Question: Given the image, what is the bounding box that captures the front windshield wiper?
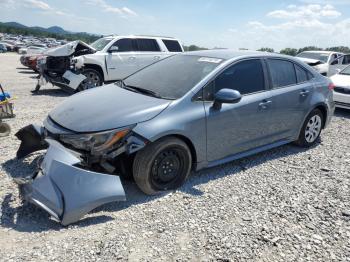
[117,81,175,100]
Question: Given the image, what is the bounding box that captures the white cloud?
[223,4,350,51]
[267,4,341,19]
[87,0,138,17]
[23,0,52,11]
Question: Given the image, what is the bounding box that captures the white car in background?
[330,65,350,109]
[296,51,345,76]
[38,35,184,92]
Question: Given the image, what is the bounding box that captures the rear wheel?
[133,137,192,195]
[295,109,324,147]
[78,68,103,91]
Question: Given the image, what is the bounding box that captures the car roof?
[183,49,289,60]
[300,51,338,54]
[102,35,179,41]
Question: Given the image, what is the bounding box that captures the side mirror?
[108,46,119,53]
[336,68,341,74]
[213,88,242,110]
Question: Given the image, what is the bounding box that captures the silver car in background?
[15,50,335,225]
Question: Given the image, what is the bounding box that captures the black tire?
[0,122,11,137]
[133,137,192,195]
[295,109,324,147]
[78,68,103,91]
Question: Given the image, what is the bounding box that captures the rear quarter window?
[162,40,183,52]
[294,64,309,83]
[267,59,297,88]
[136,39,160,52]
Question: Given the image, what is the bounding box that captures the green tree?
[257,47,274,53]
[183,45,208,51]
[297,46,323,54]
[325,46,350,53]
[280,48,298,56]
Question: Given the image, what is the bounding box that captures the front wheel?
[133,137,192,195]
[295,109,324,147]
[78,68,103,91]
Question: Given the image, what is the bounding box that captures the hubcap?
[305,115,322,143]
[151,149,184,189]
[81,71,100,90]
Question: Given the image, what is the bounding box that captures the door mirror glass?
[108,46,119,53]
[213,89,242,109]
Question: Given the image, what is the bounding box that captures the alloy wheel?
[305,115,322,143]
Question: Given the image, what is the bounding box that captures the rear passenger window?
[137,39,160,52]
[204,59,265,100]
[162,40,182,52]
[295,64,308,83]
[267,59,296,88]
[113,38,135,52]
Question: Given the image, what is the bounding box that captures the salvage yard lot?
[0,53,350,261]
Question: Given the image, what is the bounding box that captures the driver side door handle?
[300,90,310,97]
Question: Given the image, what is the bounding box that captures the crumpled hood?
[49,84,171,133]
[296,57,324,66]
[45,40,96,57]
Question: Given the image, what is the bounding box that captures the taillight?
[328,83,335,90]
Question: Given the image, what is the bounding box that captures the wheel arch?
[314,103,328,129]
[83,64,105,82]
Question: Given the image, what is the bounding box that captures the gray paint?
[49,84,171,133]
[21,139,125,225]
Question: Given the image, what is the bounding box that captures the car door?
[135,38,164,70]
[105,38,138,80]
[204,58,274,162]
[265,59,313,140]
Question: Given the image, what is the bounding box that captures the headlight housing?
[59,125,135,154]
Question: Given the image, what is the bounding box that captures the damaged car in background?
[296,51,350,77]
[15,50,334,225]
[35,35,183,93]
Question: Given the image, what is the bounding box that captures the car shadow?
[1,142,318,232]
[17,70,38,74]
[16,67,31,70]
[334,108,350,119]
[31,88,70,97]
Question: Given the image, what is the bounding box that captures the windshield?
[124,55,224,99]
[296,52,329,63]
[90,38,112,51]
[340,65,350,75]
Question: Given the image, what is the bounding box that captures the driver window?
[111,38,134,52]
[203,59,265,101]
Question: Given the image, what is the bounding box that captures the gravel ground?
[0,53,350,261]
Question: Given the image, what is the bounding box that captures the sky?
[1,0,350,51]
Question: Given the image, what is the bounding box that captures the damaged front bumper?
[14,134,126,226]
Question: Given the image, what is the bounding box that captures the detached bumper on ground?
[14,134,126,226]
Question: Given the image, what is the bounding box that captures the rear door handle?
[259,100,272,109]
[128,56,136,60]
[300,90,310,97]
[154,56,161,60]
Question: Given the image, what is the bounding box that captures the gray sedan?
[16,50,335,225]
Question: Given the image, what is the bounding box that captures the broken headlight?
[59,125,135,154]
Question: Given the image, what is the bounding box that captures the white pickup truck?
[36,35,184,92]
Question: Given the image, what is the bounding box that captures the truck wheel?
[133,137,192,195]
[78,68,103,91]
[0,122,11,137]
